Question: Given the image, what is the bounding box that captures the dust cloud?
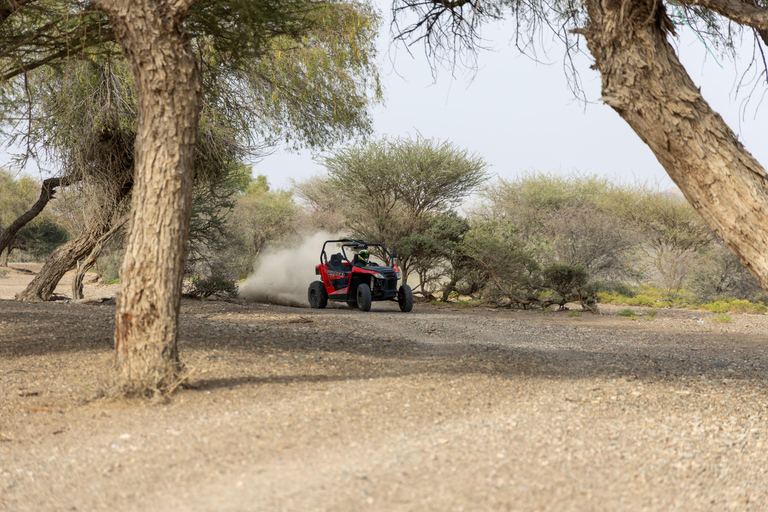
[238,231,337,308]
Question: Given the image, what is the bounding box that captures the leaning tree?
[393,0,768,292]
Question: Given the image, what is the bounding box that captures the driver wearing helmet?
[353,249,371,267]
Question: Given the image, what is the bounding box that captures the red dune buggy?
[308,239,413,312]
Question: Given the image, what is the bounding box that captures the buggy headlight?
[373,272,385,279]
[396,272,401,279]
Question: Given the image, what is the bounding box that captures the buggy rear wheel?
[356,283,372,312]
[398,284,413,312]
[308,281,328,309]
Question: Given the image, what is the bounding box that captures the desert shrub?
[700,298,767,315]
[542,264,588,306]
[461,219,543,305]
[644,310,658,319]
[687,241,767,303]
[711,314,733,323]
[617,308,638,318]
[189,274,238,298]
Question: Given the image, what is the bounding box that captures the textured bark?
[0,176,75,257]
[581,0,768,291]
[92,0,200,394]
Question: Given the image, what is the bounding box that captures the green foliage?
[644,310,659,319]
[0,169,39,227]
[624,294,656,308]
[189,274,239,299]
[711,314,733,323]
[700,298,767,315]
[15,219,70,259]
[617,308,638,319]
[567,310,583,317]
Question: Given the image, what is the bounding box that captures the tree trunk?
[72,215,129,300]
[580,0,768,291]
[0,176,76,257]
[16,225,109,301]
[1,239,11,266]
[92,0,200,395]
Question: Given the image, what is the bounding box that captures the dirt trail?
[2,275,768,510]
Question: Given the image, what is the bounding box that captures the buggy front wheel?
[356,283,372,312]
[308,281,328,309]
[398,284,413,312]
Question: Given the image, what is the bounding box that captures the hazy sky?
[258,4,768,191]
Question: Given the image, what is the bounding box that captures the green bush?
[711,314,733,323]
[700,298,767,315]
[567,310,583,317]
[617,308,638,318]
[624,294,656,308]
[644,310,659,319]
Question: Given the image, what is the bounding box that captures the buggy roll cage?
[319,239,398,267]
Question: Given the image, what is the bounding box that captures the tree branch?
[676,0,768,31]
[0,174,79,256]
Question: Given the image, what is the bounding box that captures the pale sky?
[258,4,768,191]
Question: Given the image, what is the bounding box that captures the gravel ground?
[2,269,768,511]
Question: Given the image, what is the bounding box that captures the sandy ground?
[2,264,768,511]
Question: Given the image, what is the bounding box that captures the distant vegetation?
[3,164,766,313]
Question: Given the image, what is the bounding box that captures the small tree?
[297,135,488,284]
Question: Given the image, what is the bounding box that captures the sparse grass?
[644,310,658,320]
[430,299,483,308]
[567,310,582,317]
[0,268,9,277]
[711,314,734,323]
[617,308,639,319]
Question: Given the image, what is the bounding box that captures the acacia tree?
[295,135,488,285]
[393,0,768,294]
[0,0,381,395]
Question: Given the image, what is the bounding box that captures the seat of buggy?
[328,253,350,273]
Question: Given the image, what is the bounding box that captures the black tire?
[398,284,413,312]
[356,283,372,312]
[308,281,328,309]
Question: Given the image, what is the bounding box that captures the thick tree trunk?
[580,0,768,291]
[92,0,200,395]
[0,176,75,257]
